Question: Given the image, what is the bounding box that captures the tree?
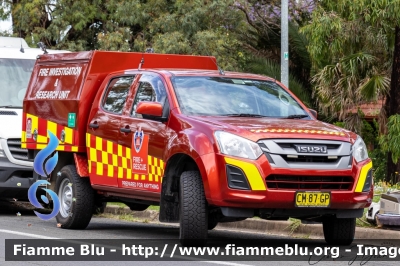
[384,25,400,182]
[244,57,312,106]
[0,0,246,69]
[302,0,400,182]
[234,0,315,105]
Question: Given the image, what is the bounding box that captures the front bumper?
[198,152,373,210]
[0,157,36,200]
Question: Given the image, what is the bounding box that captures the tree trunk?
[11,0,19,35]
[385,26,400,183]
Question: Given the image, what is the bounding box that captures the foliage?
[244,57,312,106]
[333,121,345,128]
[380,114,400,164]
[301,0,400,182]
[235,1,315,96]
[287,218,301,235]
[0,30,11,37]
[370,147,388,182]
[304,0,400,67]
[374,180,400,195]
[0,0,246,70]
[334,118,376,146]
[361,120,376,147]
[335,118,387,182]
[302,1,392,132]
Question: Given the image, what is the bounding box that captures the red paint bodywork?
[22,51,373,212]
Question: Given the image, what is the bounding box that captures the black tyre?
[323,217,356,245]
[179,171,208,246]
[55,165,95,229]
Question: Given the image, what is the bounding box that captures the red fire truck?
[22,51,373,245]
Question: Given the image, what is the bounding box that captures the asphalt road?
[0,201,395,266]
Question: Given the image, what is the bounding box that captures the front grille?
[6,138,29,161]
[266,175,353,190]
[284,155,339,164]
[258,139,352,170]
[277,143,340,150]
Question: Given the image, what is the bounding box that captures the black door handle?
[89,123,99,129]
[120,127,131,133]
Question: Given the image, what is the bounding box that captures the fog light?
[362,169,373,192]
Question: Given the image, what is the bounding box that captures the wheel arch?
[45,151,74,192]
[159,152,203,223]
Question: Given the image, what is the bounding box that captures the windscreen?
[0,58,35,108]
[171,76,308,118]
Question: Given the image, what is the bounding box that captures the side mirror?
[309,109,318,119]
[136,101,163,118]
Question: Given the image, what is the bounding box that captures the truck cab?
[22,51,373,246]
[0,37,67,200]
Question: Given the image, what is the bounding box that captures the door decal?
[134,128,144,153]
[132,128,149,175]
[86,133,164,192]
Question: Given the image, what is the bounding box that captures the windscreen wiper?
[221,113,269,118]
[285,114,308,119]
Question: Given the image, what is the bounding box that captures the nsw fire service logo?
[131,128,149,175]
[134,128,144,153]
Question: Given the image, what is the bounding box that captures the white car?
[366,201,380,225]
[0,37,68,200]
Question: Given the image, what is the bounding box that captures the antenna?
[138,57,144,70]
[138,31,146,70]
[210,57,225,75]
[19,20,24,53]
[204,48,225,75]
[217,65,225,75]
[37,42,48,54]
[19,38,24,53]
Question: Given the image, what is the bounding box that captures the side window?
[131,74,167,116]
[102,76,135,114]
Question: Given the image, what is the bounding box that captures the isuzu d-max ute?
[22,51,373,246]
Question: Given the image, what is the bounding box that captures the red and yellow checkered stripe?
[250,128,346,136]
[86,133,165,181]
[21,113,83,152]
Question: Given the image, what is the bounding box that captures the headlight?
[214,131,262,160]
[0,139,5,158]
[352,136,369,163]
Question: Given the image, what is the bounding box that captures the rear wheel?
[55,165,95,229]
[323,217,356,245]
[179,171,208,246]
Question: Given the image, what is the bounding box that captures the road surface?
[0,201,394,266]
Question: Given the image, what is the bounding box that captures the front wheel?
[55,165,95,229]
[179,171,208,246]
[323,217,356,245]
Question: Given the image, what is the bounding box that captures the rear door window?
[102,76,135,114]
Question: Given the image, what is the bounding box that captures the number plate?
[295,192,331,207]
